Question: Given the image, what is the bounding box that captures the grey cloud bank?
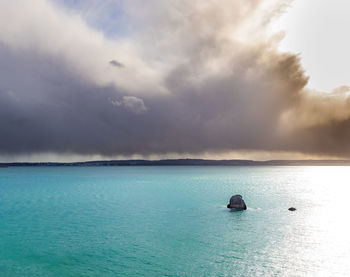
[1,0,350,159]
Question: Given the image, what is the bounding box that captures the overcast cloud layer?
[1,0,350,159]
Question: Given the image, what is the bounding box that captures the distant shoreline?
[1,159,350,167]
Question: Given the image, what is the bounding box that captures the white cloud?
[122,96,147,114]
[110,96,148,114]
[0,0,164,94]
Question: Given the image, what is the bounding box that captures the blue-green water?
[0,166,350,276]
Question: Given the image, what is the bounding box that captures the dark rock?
[227,195,247,211]
[288,207,297,211]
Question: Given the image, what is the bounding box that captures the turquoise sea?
[0,166,349,276]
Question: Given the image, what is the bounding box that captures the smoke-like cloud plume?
[1,0,350,159]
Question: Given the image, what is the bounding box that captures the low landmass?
[1,159,350,167]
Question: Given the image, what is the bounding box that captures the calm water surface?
[0,166,349,276]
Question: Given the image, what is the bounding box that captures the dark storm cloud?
[109,60,125,68]
[1,0,350,158]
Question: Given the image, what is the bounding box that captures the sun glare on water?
[296,167,350,276]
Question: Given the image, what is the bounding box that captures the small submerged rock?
[227,195,247,211]
[288,207,297,211]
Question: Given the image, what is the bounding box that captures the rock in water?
[227,195,247,211]
[288,207,297,211]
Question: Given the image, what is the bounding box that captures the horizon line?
[2,158,350,166]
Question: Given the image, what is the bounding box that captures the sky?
[272,0,350,92]
[1,0,350,162]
